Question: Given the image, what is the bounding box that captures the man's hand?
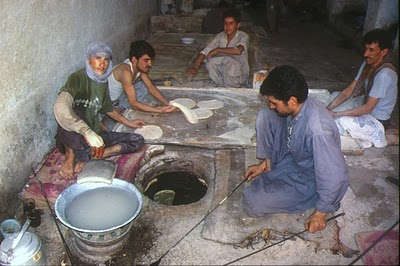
[207,48,220,59]
[160,105,177,113]
[329,110,339,117]
[83,129,105,158]
[186,66,199,77]
[305,210,327,233]
[243,159,271,181]
[91,146,105,158]
[127,119,145,129]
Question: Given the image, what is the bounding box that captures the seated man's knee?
[223,76,242,88]
[134,134,145,148]
[126,132,144,146]
[124,133,145,152]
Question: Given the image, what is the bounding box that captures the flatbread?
[171,102,199,124]
[192,108,213,119]
[171,98,196,109]
[197,99,224,110]
[135,125,163,140]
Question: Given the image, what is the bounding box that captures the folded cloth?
[77,160,116,184]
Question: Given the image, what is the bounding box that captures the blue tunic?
[242,97,349,217]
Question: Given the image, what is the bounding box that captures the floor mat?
[22,146,148,207]
[355,230,399,265]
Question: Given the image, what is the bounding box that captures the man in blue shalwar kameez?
[242,65,349,233]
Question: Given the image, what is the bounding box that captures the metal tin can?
[0,220,21,239]
[0,232,45,265]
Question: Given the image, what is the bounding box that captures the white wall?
[0,0,157,215]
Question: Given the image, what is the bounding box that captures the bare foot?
[74,161,86,174]
[59,148,75,179]
[103,144,122,158]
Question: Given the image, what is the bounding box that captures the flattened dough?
[171,98,196,109]
[192,108,213,119]
[197,99,224,110]
[171,102,199,124]
[135,125,163,139]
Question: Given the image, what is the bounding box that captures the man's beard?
[274,109,292,117]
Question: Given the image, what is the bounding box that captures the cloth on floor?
[355,230,399,265]
[77,160,117,184]
[22,145,148,207]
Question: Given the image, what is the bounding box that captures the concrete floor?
[2,5,399,266]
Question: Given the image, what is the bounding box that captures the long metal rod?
[348,219,399,265]
[150,178,248,266]
[32,168,75,266]
[223,212,346,265]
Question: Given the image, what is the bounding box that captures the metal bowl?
[181,37,195,44]
[55,178,142,234]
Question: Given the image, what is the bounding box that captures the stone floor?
[2,5,399,266]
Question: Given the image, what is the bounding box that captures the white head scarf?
[85,42,113,83]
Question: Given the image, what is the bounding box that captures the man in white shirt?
[326,28,397,147]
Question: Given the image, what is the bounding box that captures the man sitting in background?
[53,42,145,179]
[326,28,397,148]
[186,8,249,88]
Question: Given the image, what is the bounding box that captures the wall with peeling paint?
[0,0,157,216]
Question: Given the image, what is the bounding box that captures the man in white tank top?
[108,40,176,114]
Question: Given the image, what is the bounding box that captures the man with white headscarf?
[53,42,146,179]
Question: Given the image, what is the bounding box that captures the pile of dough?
[135,125,164,139]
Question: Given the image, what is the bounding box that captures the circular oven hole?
[143,171,207,206]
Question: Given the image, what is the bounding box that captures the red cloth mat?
[355,230,399,265]
[22,146,148,207]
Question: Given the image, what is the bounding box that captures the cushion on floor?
[355,230,399,265]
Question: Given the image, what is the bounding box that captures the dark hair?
[362,28,394,51]
[260,65,308,103]
[223,8,241,23]
[129,40,155,61]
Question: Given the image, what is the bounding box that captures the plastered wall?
[0,0,157,216]
[364,0,399,66]
[363,0,398,34]
[325,0,398,66]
